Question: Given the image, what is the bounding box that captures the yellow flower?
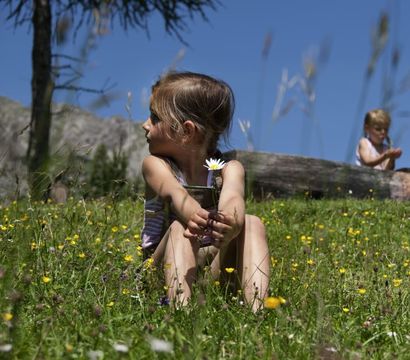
[122,288,130,295]
[357,288,366,295]
[65,343,73,353]
[270,256,278,267]
[42,276,51,283]
[225,267,235,274]
[339,268,346,274]
[214,281,220,286]
[124,254,133,262]
[107,301,115,307]
[144,257,154,269]
[78,252,86,259]
[111,226,119,233]
[342,307,350,313]
[264,297,284,309]
[393,279,402,287]
[2,312,13,321]
[307,259,315,266]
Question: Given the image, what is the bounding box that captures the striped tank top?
[141,158,222,250]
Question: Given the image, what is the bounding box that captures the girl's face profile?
[142,107,175,156]
[366,122,389,145]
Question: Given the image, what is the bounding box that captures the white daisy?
[204,158,226,171]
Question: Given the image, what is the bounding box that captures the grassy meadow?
[1,196,410,359]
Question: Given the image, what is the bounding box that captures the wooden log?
[223,150,410,200]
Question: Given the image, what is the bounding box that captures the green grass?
[1,197,410,359]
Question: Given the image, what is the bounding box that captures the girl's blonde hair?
[150,71,235,155]
[364,109,392,147]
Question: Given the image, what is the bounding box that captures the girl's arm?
[217,160,246,228]
[205,160,246,245]
[142,155,205,224]
[358,138,401,169]
[183,160,246,246]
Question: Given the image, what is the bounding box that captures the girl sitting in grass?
[140,71,270,311]
[356,109,402,170]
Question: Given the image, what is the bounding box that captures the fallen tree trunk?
[223,150,410,200]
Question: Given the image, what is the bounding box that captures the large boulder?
[0,96,148,199]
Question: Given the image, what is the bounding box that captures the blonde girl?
[356,109,402,170]
[140,71,270,312]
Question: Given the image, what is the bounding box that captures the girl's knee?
[169,219,185,232]
[245,214,265,231]
[167,220,184,236]
[167,220,198,249]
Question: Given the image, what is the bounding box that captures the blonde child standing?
[140,71,270,312]
[356,109,402,170]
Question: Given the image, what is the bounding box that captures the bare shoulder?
[222,160,245,176]
[221,160,245,186]
[142,155,169,175]
[358,137,369,147]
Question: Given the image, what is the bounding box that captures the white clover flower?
[204,158,226,171]
[87,350,104,360]
[0,344,12,352]
[113,343,129,353]
[147,336,173,353]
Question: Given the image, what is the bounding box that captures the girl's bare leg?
[239,215,270,311]
[214,214,270,312]
[162,220,199,306]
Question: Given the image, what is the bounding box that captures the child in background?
[140,71,270,312]
[356,109,402,170]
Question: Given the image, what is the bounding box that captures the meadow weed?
[1,197,410,358]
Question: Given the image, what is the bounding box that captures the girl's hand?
[204,211,240,248]
[184,208,210,240]
[183,209,240,248]
[385,148,402,160]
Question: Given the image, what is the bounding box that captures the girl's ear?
[182,120,198,140]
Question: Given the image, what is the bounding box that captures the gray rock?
[0,96,148,199]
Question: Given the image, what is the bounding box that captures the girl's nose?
[142,118,151,131]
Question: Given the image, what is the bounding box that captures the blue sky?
[1,0,410,168]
